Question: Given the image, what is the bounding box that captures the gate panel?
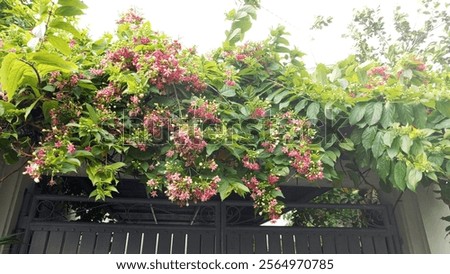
[13,194,402,254]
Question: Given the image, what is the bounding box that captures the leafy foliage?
[0,0,448,225]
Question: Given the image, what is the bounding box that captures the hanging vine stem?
[0,161,27,184]
[172,84,184,119]
[35,2,54,52]
[352,159,379,190]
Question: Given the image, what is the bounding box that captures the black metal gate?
[12,190,402,254]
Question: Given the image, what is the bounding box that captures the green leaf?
[376,156,390,182]
[314,64,328,84]
[435,119,450,129]
[365,101,383,126]
[219,86,236,97]
[294,99,307,114]
[382,131,396,147]
[58,0,88,9]
[436,100,450,118]
[349,103,366,125]
[42,100,58,122]
[49,20,82,38]
[371,132,385,158]
[231,182,250,197]
[400,135,413,154]
[31,52,77,72]
[306,102,320,120]
[55,6,84,16]
[407,168,422,191]
[413,104,427,128]
[206,143,221,156]
[279,101,289,110]
[273,90,289,104]
[85,103,98,123]
[393,161,407,190]
[380,102,396,129]
[0,53,32,101]
[0,101,15,116]
[3,150,19,164]
[47,35,71,55]
[270,189,285,198]
[339,139,355,151]
[24,96,42,120]
[361,126,377,150]
[73,150,93,158]
[107,162,126,170]
[397,104,414,124]
[218,180,232,200]
[387,137,400,158]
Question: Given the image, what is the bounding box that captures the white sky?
[80,0,422,67]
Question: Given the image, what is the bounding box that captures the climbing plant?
[0,0,448,226]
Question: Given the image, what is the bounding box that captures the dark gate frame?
[12,191,402,254]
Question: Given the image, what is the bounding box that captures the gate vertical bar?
[18,194,38,254]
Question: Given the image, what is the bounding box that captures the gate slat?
[239,233,254,254]
[172,232,186,254]
[281,234,295,254]
[127,232,143,254]
[295,234,309,254]
[79,232,96,254]
[157,232,171,254]
[111,232,127,254]
[268,233,281,254]
[45,231,64,254]
[373,235,388,254]
[62,231,80,254]
[322,235,336,254]
[226,233,240,254]
[94,232,112,254]
[186,232,201,254]
[347,235,362,254]
[142,231,157,254]
[361,236,375,254]
[200,232,215,254]
[254,233,267,254]
[29,231,49,254]
[335,235,349,254]
[308,234,323,254]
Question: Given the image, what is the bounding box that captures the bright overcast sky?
[80,0,422,67]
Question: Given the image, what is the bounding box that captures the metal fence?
[12,192,402,254]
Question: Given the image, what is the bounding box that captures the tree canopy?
[0,0,449,225]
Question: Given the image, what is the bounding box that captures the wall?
[415,184,450,253]
[0,160,32,254]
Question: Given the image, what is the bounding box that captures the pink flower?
[69,39,76,48]
[242,155,260,171]
[85,146,92,152]
[23,162,40,182]
[225,80,236,87]
[417,63,426,71]
[89,68,104,76]
[166,150,175,157]
[235,54,246,61]
[150,191,158,197]
[251,108,265,118]
[209,160,218,171]
[55,141,62,148]
[146,179,158,187]
[268,175,279,185]
[67,143,76,154]
[130,95,139,104]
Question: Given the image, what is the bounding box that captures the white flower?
[27,22,46,50]
[31,22,46,39]
[27,37,40,50]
